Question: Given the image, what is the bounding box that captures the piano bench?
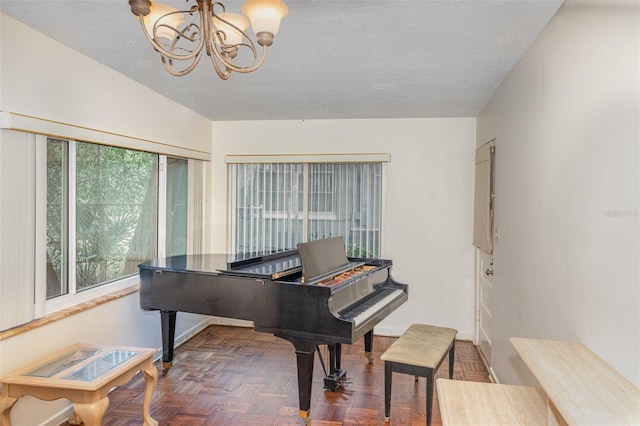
[381,323,457,426]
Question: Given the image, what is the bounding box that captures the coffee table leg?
[72,397,109,426]
[67,412,82,425]
[142,363,158,426]
[1,396,18,426]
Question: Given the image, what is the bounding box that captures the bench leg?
[384,361,392,422]
[426,369,434,426]
[449,342,455,379]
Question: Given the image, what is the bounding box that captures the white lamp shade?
[213,12,250,46]
[241,0,288,36]
[143,2,184,41]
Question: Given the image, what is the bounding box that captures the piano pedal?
[323,369,348,391]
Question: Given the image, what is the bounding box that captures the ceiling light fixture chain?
[128,0,288,79]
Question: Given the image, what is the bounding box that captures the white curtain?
[0,130,37,330]
[473,141,495,254]
[187,159,206,255]
[230,162,383,257]
[307,163,381,258]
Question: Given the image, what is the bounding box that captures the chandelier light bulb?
[213,12,251,46]
[143,2,184,41]
[242,0,289,46]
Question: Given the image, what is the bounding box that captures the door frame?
[472,139,497,382]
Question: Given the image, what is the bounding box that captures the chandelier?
[128,0,288,79]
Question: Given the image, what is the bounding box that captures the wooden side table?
[0,343,158,426]
[511,337,640,425]
[436,379,547,425]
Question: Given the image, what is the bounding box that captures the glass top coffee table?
[0,343,158,426]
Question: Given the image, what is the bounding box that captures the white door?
[476,248,493,366]
[472,141,495,369]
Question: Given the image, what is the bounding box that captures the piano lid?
[139,254,230,274]
[219,249,302,280]
[139,238,365,283]
[140,251,303,281]
[298,237,363,284]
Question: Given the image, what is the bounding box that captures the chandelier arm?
[161,49,204,77]
[136,13,204,62]
[210,55,233,80]
[192,2,230,79]
[211,43,268,74]
[206,5,268,74]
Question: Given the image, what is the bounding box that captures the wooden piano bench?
[381,324,457,426]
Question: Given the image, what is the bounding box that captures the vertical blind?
[232,163,304,253]
[0,130,37,330]
[307,163,381,258]
[230,162,383,257]
[187,159,206,255]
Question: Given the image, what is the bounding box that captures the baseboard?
[6,395,73,426]
[175,320,211,348]
[52,405,75,426]
[207,316,253,328]
[476,346,499,384]
[372,325,405,337]
[150,317,211,363]
[488,366,498,383]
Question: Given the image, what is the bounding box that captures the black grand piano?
[138,237,408,419]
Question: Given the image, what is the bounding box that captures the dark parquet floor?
[88,325,490,426]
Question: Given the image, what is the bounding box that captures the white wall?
[0,14,211,157]
[211,118,477,337]
[0,14,213,425]
[0,13,214,368]
[477,0,639,386]
[1,8,477,395]
[0,293,209,425]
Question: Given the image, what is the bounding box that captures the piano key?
[342,288,405,326]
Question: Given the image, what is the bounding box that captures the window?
[46,139,69,298]
[75,142,158,291]
[165,157,189,257]
[0,130,199,331]
[231,162,383,257]
[45,138,186,301]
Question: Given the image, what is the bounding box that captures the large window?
[165,157,189,257]
[231,162,383,257]
[0,132,196,331]
[45,138,187,300]
[46,139,69,298]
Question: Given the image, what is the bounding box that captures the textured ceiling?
[0,0,564,121]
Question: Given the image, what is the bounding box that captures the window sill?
[0,285,139,342]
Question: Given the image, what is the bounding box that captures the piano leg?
[160,310,177,375]
[284,338,317,420]
[364,329,374,362]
